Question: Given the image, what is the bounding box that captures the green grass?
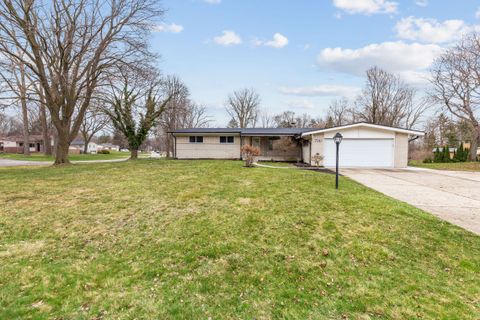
[410,160,480,172]
[0,160,479,319]
[0,151,130,162]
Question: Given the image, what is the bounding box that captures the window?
[220,136,234,144]
[189,136,203,143]
[268,137,280,150]
[252,137,260,148]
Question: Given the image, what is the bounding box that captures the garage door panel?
[323,139,394,168]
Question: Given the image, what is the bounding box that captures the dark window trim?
[219,136,235,144]
[189,136,204,143]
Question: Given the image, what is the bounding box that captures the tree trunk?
[130,149,138,160]
[54,132,71,165]
[83,135,89,154]
[39,104,52,155]
[470,126,479,162]
[20,72,30,155]
[166,134,171,158]
[21,99,30,155]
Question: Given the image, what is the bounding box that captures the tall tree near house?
[355,66,429,129]
[430,33,480,161]
[79,107,110,154]
[180,103,210,129]
[273,111,297,128]
[0,0,164,164]
[17,62,29,155]
[104,71,181,160]
[157,76,189,157]
[225,88,260,128]
[37,89,52,155]
[327,97,354,127]
[272,110,319,128]
[156,75,209,157]
[227,118,239,128]
[259,111,274,128]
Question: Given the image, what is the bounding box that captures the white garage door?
[323,138,394,168]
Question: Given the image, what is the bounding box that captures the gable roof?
[301,122,425,137]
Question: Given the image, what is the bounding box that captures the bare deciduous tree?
[157,76,189,157]
[104,70,181,160]
[272,111,318,128]
[180,104,210,129]
[430,33,480,161]
[79,107,110,153]
[355,67,429,129]
[155,76,210,156]
[0,54,32,155]
[225,88,260,128]
[35,85,53,155]
[327,97,354,127]
[259,111,274,128]
[0,0,164,164]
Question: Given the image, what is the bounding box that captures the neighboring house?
[0,135,46,153]
[70,140,98,154]
[98,143,120,152]
[171,123,425,168]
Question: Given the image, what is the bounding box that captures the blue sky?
[151,0,480,126]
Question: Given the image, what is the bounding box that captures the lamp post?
[333,132,343,189]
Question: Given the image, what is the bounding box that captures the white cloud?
[332,0,398,15]
[265,33,289,48]
[253,33,289,48]
[395,16,477,44]
[415,0,428,7]
[287,100,315,110]
[203,0,221,4]
[213,30,242,46]
[279,85,360,98]
[152,23,184,33]
[476,8,480,19]
[317,41,443,84]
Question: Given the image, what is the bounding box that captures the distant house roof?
[71,140,97,146]
[171,127,315,136]
[100,143,119,147]
[0,135,44,142]
[71,140,86,146]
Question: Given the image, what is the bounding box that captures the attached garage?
[323,138,394,168]
[302,123,424,168]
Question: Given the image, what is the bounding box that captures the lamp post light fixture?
[333,132,343,189]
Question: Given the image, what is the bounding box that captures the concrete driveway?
[342,167,480,235]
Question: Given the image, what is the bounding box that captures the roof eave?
[301,123,425,137]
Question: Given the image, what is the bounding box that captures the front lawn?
[0,160,479,319]
[0,151,130,162]
[410,160,480,172]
